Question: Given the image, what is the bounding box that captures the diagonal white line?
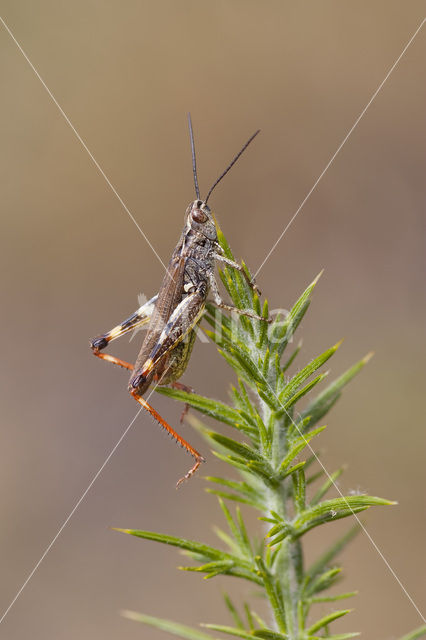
[0,15,167,271]
[0,360,182,625]
[254,17,425,278]
[0,407,142,625]
[289,408,426,622]
[252,16,426,620]
[253,359,426,621]
[288,408,426,622]
[1,8,424,628]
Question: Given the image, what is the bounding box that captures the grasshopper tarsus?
[250,281,261,297]
[176,455,206,489]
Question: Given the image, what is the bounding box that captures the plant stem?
[265,466,301,637]
[124,254,405,640]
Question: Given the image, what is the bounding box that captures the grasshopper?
[90,116,269,486]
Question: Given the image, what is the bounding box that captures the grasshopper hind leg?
[92,349,134,371]
[129,389,205,487]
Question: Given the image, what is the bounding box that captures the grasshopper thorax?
[185,200,217,241]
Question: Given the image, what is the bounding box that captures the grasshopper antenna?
[204,129,260,205]
[187,113,201,200]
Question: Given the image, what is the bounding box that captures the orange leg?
[171,381,194,423]
[92,349,134,371]
[130,390,205,487]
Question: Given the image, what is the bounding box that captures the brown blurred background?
[0,2,425,639]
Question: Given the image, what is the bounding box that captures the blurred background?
[0,2,425,638]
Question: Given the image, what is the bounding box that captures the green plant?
[114,228,426,640]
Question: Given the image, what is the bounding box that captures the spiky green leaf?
[279,342,341,404]
[202,625,256,639]
[306,525,360,585]
[121,611,215,640]
[223,593,244,629]
[293,495,395,536]
[157,387,245,429]
[398,627,426,640]
[307,609,351,633]
[301,353,373,430]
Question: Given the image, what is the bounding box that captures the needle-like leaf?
[115,230,412,639]
[122,611,216,640]
[398,627,426,640]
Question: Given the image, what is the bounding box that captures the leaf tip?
[363,351,375,364]
[312,269,324,285]
[111,527,131,535]
[121,609,138,620]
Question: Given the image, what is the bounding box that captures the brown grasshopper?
[90,116,269,486]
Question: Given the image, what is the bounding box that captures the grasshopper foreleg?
[214,250,261,296]
[208,271,270,322]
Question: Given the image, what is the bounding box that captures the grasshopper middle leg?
[170,381,195,423]
[208,271,270,322]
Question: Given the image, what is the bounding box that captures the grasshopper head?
[185,199,217,241]
[185,116,259,244]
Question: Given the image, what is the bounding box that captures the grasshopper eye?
[192,209,208,223]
